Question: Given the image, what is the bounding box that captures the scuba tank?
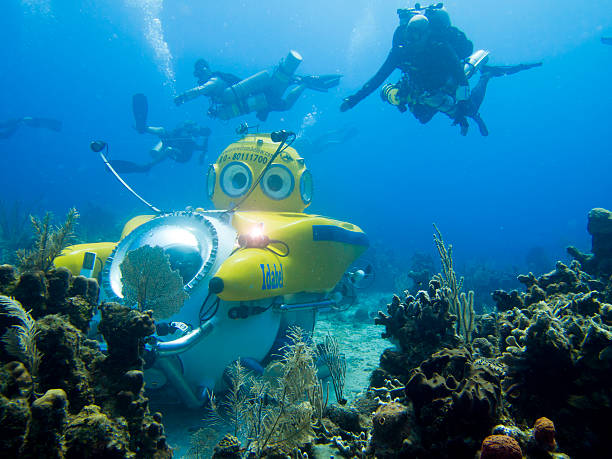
[214,93,269,120]
[215,50,303,119]
[464,50,490,79]
[220,70,271,105]
[266,50,303,100]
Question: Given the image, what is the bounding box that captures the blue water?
[1,0,611,271]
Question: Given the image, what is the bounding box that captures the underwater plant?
[206,326,320,456]
[119,244,188,319]
[0,295,41,380]
[433,224,475,343]
[186,426,220,459]
[16,207,79,272]
[224,359,251,439]
[319,333,347,404]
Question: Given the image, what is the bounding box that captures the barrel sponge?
[533,417,556,450]
[480,434,522,459]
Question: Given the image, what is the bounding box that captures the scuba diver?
[174,51,342,121]
[340,3,541,136]
[109,94,211,174]
[0,117,62,139]
[603,37,612,45]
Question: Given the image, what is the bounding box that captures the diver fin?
[298,74,342,92]
[481,62,542,77]
[602,37,612,45]
[108,159,152,174]
[471,113,489,137]
[21,117,62,132]
[132,93,148,134]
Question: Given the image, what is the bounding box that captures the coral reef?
[212,434,242,458]
[21,388,68,459]
[1,266,98,333]
[361,218,612,458]
[35,314,94,413]
[93,303,170,457]
[478,434,522,459]
[63,405,131,459]
[486,217,612,458]
[404,348,502,457]
[368,401,414,457]
[373,279,460,384]
[0,361,31,457]
[532,417,556,452]
[567,207,612,278]
[0,264,172,458]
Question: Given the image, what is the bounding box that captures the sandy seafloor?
[157,291,394,458]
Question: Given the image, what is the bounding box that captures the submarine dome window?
[300,170,313,204]
[206,164,216,199]
[261,164,294,200]
[220,161,252,198]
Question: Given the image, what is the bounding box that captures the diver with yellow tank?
[55,130,368,407]
[174,51,342,121]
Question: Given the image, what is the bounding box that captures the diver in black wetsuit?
[340,7,472,114]
[341,4,542,136]
[175,53,341,121]
[109,94,211,174]
[110,121,211,174]
[143,122,211,166]
[0,117,62,139]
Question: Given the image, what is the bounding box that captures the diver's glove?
[340,95,358,112]
[452,116,469,136]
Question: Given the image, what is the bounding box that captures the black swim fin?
[108,159,152,174]
[481,62,542,77]
[21,117,62,132]
[603,37,612,45]
[470,113,489,137]
[132,93,148,134]
[298,74,342,92]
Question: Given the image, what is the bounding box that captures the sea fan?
[120,245,188,319]
[0,295,41,375]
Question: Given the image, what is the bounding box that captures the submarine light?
[238,223,270,249]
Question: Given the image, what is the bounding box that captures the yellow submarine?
[54,132,368,407]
